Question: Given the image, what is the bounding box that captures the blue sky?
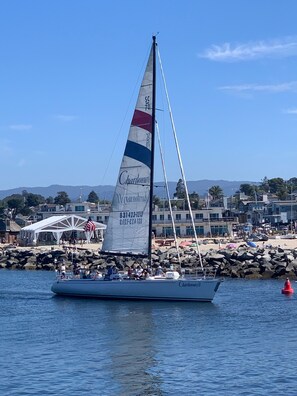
[2,0,297,190]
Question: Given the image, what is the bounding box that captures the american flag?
[84,219,96,232]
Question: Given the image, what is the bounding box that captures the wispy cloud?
[200,37,297,61]
[53,114,78,122]
[219,81,297,93]
[9,124,32,130]
[283,108,297,114]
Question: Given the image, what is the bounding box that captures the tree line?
[1,177,296,219]
[153,177,297,210]
[0,190,101,219]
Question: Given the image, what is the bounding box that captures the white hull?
[51,278,221,302]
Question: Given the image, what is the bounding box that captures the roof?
[21,214,106,233]
[0,219,21,232]
[9,221,22,232]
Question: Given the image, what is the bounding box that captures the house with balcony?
[37,202,110,224]
[34,201,238,238]
[233,193,297,232]
[263,199,297,229]
[152,206,238,237]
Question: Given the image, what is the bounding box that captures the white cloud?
[53,114,78,122]
[219,81,297,93]
[200,37,297,61]
[9,124,32,130]
[283,108,297,114]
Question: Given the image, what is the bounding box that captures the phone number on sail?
[119,211,143,225]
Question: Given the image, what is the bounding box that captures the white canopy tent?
[19,215,106,245]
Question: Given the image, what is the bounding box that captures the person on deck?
[60,261,66,278]
[127,267,133,279]
[106,266,113,279]
[155,265,164,276]
[134,265,143,279]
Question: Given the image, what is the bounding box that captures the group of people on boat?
[104,264,166,281]
[55,257,169,281]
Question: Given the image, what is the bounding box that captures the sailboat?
[51,36,221,302]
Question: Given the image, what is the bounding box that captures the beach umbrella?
[180,241,192,247]
[226,243,236,249]
[247,241,257,248]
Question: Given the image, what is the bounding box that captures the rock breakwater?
[1,244,297,279]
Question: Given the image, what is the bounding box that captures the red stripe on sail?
[131,110,152,133]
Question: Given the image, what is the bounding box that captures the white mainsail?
[101,46,154,256]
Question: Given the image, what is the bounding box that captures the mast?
[148,35,157,262]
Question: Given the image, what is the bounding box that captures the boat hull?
[51,278,221,302]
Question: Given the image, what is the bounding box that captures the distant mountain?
[0,180,258,201]
[0,184,115,201]
[155,180,259,199]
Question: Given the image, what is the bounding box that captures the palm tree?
[209,185,223,200]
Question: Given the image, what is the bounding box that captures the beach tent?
[19,215,106,245]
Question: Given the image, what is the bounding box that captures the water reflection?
[103,302,162,396]
[50,298,163,395]
[100,300,218,395]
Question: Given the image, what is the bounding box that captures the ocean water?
[0,270,297,396]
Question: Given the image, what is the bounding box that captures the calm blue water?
[1,271,297,396]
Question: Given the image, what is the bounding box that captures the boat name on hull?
[179,281,201,287]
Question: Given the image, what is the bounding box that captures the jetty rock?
[0,244,297,280]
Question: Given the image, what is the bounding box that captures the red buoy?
[282,278,294,295]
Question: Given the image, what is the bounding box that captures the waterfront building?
[34,201,238,238]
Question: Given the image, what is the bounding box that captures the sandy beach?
[2,236,297,254]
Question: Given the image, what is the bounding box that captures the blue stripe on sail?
[124,140,151,169]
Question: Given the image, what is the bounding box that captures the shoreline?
[1,235,297,254]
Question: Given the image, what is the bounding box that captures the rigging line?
[156,121,182,271]
[157,46,205,275]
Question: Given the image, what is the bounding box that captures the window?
[186,226,204,236]
[152,215,157,220]
[176,214,181,220]
[160,214,164,221]
[163,227,173,236]
[210,213,219,219]
[195,213,203,220]
[211,225,228,236]
[168,214,171,220]
[75,205,85,212]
